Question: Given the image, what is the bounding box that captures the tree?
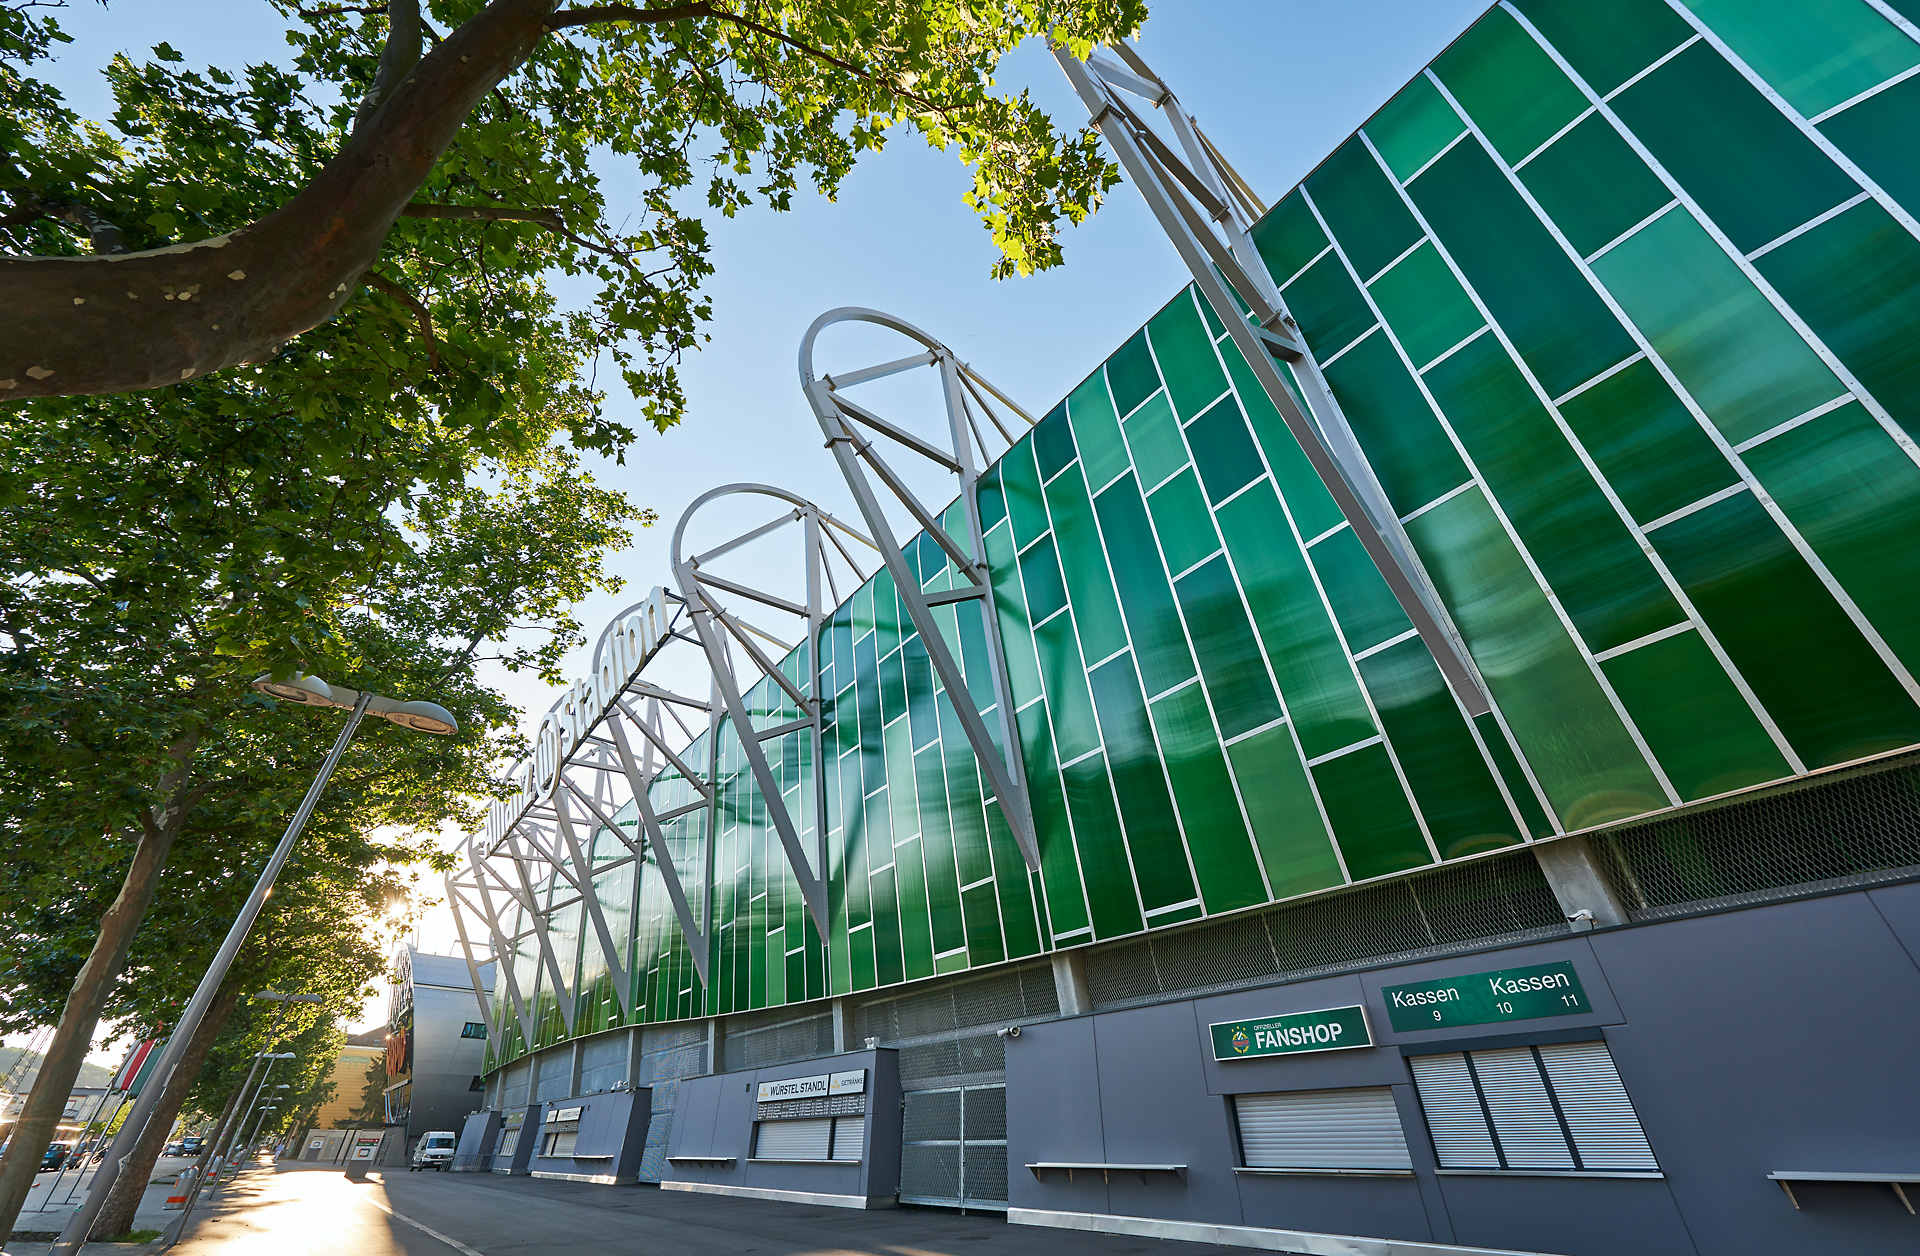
[3,0,1141,403]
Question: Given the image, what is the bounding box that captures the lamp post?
[51,675,455,1256]
[221,1057,297,1175]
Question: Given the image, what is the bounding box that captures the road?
[166,1164,1220,1256]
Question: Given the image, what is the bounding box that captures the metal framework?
[799,307,1044,870]
[1055,42,1492,716]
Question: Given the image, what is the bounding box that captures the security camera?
[996,1025,1021,1039]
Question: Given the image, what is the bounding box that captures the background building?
[453,3,1920,1254]
[383,947,495,1147]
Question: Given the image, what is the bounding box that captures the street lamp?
[53,675,456,1256]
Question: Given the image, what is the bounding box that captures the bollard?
[164,1166,197,1210]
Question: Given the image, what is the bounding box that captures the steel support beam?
[551,790,635,1019]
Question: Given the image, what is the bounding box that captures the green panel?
[1003,439,1051,549]
[1061,753,1146,938]
[1434,6,1590,165]
[1067,368,1129,490]
[1365,73,1467,182]
[1033,403,1077,481]
[1088,656,1199,912]
[1474,711,1556,839]
[1186,394,1265,504]
[1251,189,1331,286]
[1555,357,1738,525]
[1600,628,1790,801]
[960,882,1005,967]
[1311,743,1433,880]
[869,844,903,988]
[978,461,1008,532]
[1367,242,1484,369]
[1107,328,1163,418]
[1649,490,1920,767]
[1225,724,1346,897]
[1282,250,1378,358]
[1015,702,1090,939]
[1683,0,1919,117]
[1035,610,1101,763]
[849,921,875,991]
[1359,637,1521,859]
[1756,201,1920,441]
[1094,472,1198,697]
[1222,341,1345,542]
[1018,535,1069,626]
[1219,483,1377,760]
[1323,329,1469,515]
[877,645,906,727]
[1518,113,1674,257]
[1426,334,1685,654]
[1312,528,1412,655]
[1511,0,1700,95]
[938,697,993,888]
[1044,465,1129,663]
[1121,390,1189,491]
[1610,41,1860,254]
[985,522,1043,709]
[1151,683,1267,912]
[887,723,936,981]
[1410,140,1638,399]
[1146,468,1221,579]
[1743,402,1920,678]
[1821,72,1920,212]
[1593,207,1840,444]
[904,633,941,751]
[1407,490,1667,828]
[1148,291,1230,420]
[1307,135,1426,280]
[1173,554,1284,740]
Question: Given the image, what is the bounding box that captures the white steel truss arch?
[799,308,1044,871]
[1054,42,1493,716]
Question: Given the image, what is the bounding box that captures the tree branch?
[297,3,390,14]
[548,3,716,29]
[4,193,130,255]
[400,202,563,229]
[361,271,441,373]
[353,0,423,133]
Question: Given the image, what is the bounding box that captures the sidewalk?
[9,1156,200,1242]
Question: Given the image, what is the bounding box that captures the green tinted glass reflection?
[1225,724,1345,897]
[1282,251,1378,357]
[1222,343,1346,542]
[1600,628,1788,801]
[1821,74,1920,212]
[1068,368,1128,489]
[1034,611,1101,764]
[1311,528,1412,655]
[1367,242,1484,369]
[1121,390,1189,491]
[1033,404,1077,481]
[1106,328,1162,419]
[1323,329,1468,516]
[1044,466,1129,664]
[1307,136,1426,280]
[1094,472,1199,697]
[1649,490,1920,768]
[1518,113,1672,257]
[1146,468,1221,579]
[1555,357,1737,525]
[1435,6,1589,164]
[1173,554,1284,739]
[1511,0,1696,95]
[1002,439,1050,548]
[1251,191,1331,286]
[1059,753,1146,938]
[1148,292,1230,420]
[1593,207,1839,444]
[1312,743,1433,880]
[1186,394,1265,504]
[1365,73,1465,181]
[1014,703,1089,939]
[1088,656,1198,912]
[1151,683,1266,911]
[1683,0,1918,117]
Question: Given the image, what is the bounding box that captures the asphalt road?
[165,1164,1223,1256]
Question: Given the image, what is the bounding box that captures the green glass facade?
[486,0,1920,1070]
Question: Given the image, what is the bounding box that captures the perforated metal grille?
[1085,849,1567,1011]
[720,1007,834,1072]
[853,962,1057,1046]
[578,1032,628,1095]
[899,1034,1004,1089]
[1592,758,1920,920]
[500,1060,532,1109]
[535,1045,573,1101]
[638,1021,709,1182]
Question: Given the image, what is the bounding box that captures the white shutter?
[1470,1047,1574,1170]
[1409,1054,1499,1169]
[496,1128,519,1158]
[755,1117,833,1160]
[1234,1088,1412,1170]
[1537,1042,1658,1170]
[831,1117,865,1161]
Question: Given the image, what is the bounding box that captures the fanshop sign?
[1382,961,1590,1032]
[1209,1006,1372,1060]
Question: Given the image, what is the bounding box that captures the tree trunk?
[0,0,563,402]
[0,817,188,1239]
[90,981,243,1239]
[177,1085,244,1218]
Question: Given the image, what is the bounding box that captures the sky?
[32,0,1492,1040]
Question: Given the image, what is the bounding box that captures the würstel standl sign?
[482,586,672,849]
[1209,1006,1372,1060]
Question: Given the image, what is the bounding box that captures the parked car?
[180,1136,205,1156]
[40,1143,73,1172]
[409,1131,458,1171]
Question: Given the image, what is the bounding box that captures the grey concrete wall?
[1006,883,1920,1256]
[526,1089,651,1183]
[662,1048,901,1206]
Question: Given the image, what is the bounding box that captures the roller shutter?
[830,1117,865,1161]
[755,1117,832,1160]
[1410,1040,1657,1172]
[1233,1088,1412,1170]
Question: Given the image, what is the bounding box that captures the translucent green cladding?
[493,0,1920,1067]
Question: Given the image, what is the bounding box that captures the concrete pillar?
[706,1017,722,1075]
[625,1025,644,1089]
[1051,949,1093,1018]
[830,997,852,1054]
[1533,835,1631,929]
[568,1040,584,1097]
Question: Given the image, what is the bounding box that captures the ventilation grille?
[1593,758,1920,920]
[535,1045,573,1101]
[853,961,1058,1046]
[500,1060,532,1109]
[578,1032,627,1095]
[1085,849,1567,1012]
[721,1007,833,1072]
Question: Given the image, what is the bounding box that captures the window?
[468,1075,484,1092]
[461,1022,488,1039]
[1233,1087,1412,1171]
[1410,1041,1657,1172]
[752,1116,866,1161]
[540,1106,582,1158]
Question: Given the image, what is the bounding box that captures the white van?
[410,1131,458,1171]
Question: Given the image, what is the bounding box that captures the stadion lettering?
[1209,1005,1372,1060]
[1382,961,1590,1031]
[483,587,672,848]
